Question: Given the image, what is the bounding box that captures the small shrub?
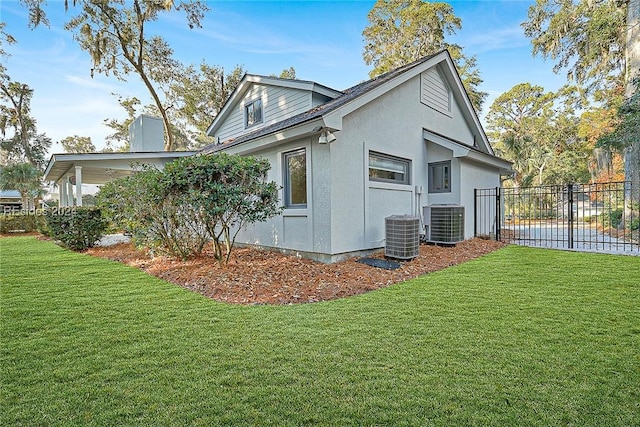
[45,207,107,251]
[604,208,624,229]
[0,213,47,234]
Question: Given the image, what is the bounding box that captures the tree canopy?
[522,0,627,92]
[522,0,638,187]
[102,64,246,151]
[0,78,51,169]
[362,0,487,111]
[486,83,590,186]
[60,135,97,153]
[165,63,245,149]
[22,0,209,151]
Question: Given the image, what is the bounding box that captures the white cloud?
[461,25,529,54]
[64,74,121,92]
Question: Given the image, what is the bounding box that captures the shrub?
[163,153,282,265]
[0,213,47,234]
[45,207,107,251]
[97,154,282,264]
[604,208,624,229]
[97,166,209,259]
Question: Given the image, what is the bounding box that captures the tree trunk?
[625,0,640,205]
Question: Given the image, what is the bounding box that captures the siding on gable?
[216,84,313,142]
[420,67,451,116]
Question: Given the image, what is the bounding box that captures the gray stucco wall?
[228,70,502,261]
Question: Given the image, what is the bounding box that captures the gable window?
[428,161,451,193]
[284,149,307,208]
[245,98,263,128]
[369,151,411,185]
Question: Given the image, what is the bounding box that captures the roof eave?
[210,118,325,155]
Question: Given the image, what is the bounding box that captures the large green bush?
[0,213,47,234]
[97,154,281,264]
[163,154,281,264]
[45,207,107,251]
[98,165,209,259]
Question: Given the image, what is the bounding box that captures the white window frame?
[428,160,451,193]
[368,151,411,185]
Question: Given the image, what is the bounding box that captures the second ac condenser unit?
[423,205,464,244]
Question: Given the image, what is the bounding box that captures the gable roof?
[205,74,343,138]
[201,50,494,156]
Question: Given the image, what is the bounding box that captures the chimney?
[128,115,164,152]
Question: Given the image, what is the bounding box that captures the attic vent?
[421,68,451,115]
[423,205,464,244]
[385,215,420,260]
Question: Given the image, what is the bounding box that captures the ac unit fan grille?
[385,215,420,260]
[424,205,464,244]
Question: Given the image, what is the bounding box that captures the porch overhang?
[423,129,513,174]
[43,151,197,185]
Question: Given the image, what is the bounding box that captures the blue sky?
[0,0,569,154]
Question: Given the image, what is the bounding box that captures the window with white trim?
[428,160,451,193]
[244,98,263,128]
[283,149,307,208]
[368,151,411,185]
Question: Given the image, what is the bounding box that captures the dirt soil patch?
[85,238,505,305]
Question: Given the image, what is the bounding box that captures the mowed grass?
[1,237,639,426]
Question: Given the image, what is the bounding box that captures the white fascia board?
[247,75,341,98]
[310,83,342,99]
[49,151,195,162]
[464,150,513,172]
[423,129,512,172]
[424,129,472,157]
[206,74,341,137]
[218,119,324,156]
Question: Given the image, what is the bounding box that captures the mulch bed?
[85,238,505,305]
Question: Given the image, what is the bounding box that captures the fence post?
[473,188,478,238]
[567,183,574,249]
[495,186,501,242]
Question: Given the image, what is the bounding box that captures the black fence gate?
[475,181,640,254]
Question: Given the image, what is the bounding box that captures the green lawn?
[1,236,639,426]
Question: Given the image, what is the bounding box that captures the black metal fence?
[475,181,640,254]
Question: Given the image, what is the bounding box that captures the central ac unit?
[423,204,464,244]
[385,215,420,260]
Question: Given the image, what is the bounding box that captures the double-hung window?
[428,160,451,193]
[368,151,411,185]
[245,98,263,128]
[283,149,307,208]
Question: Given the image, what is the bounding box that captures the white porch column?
[66,176,74,206]
[75,166,83,207]
[60,178,68,207]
